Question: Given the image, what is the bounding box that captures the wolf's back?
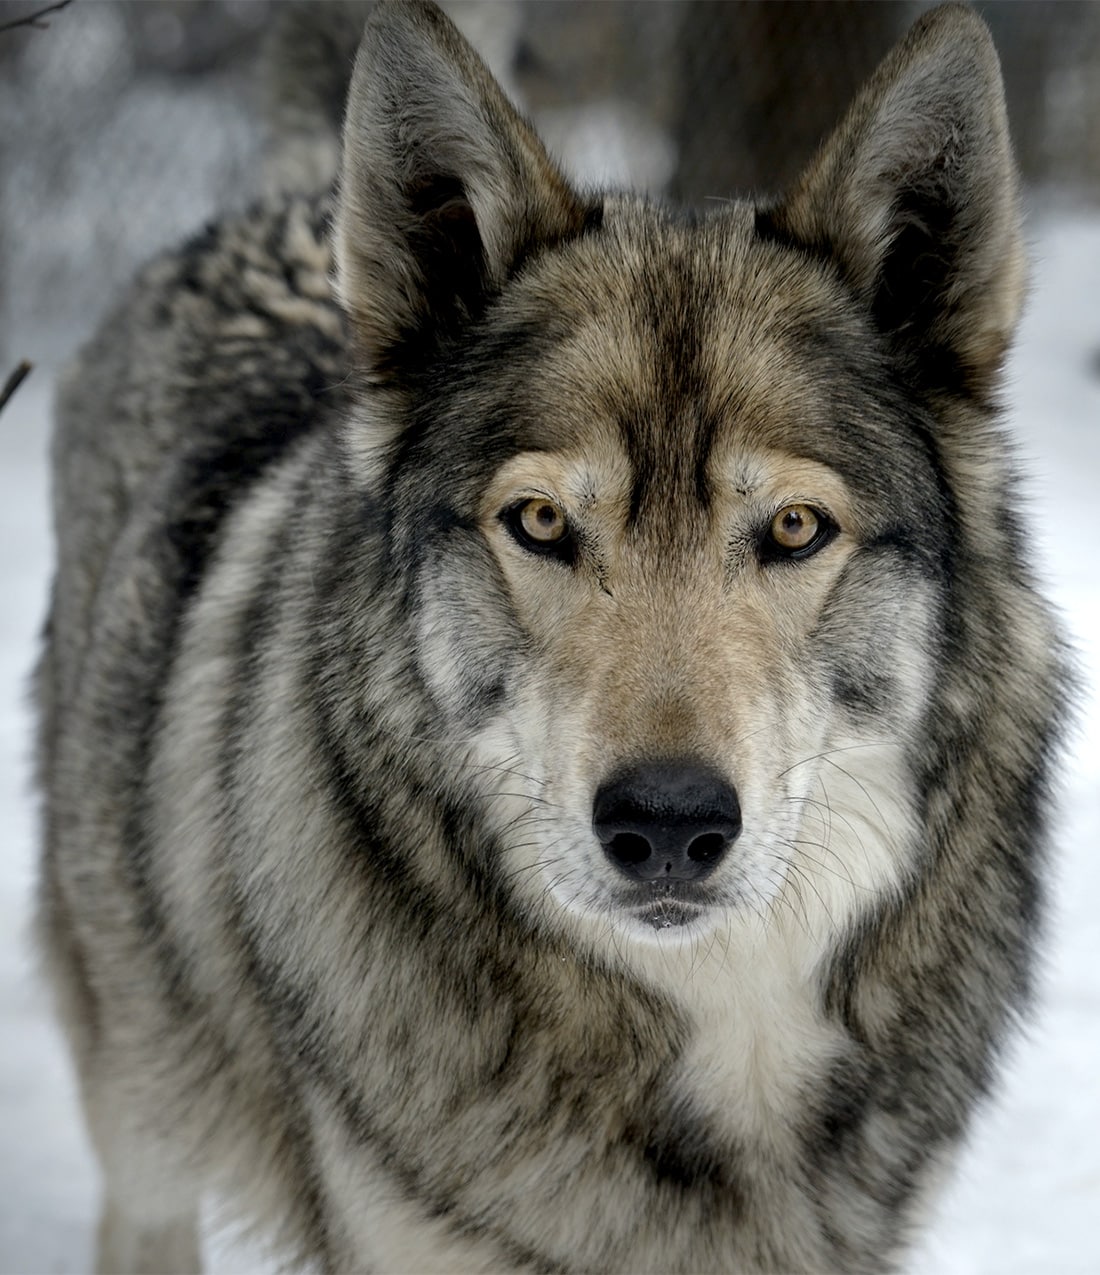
[44,194,346,714]
[46,0,366,671]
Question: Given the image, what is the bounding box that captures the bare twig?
[0,0,73,36]
[0,361,33,416]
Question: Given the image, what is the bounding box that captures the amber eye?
[772,504,818,549]
[517,498,567,544]
[762,503,834,562]
[503,497,575,564]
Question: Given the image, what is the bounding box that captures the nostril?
[608,832,652,865]
[687,831,728,864]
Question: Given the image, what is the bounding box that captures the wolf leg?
[95,1198,202,1275]
[38,916,203,1274]
[81,1071,203,1275]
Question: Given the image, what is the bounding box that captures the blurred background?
[3,0,1100,361]
[1,3,1098,1273]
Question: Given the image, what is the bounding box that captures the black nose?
[592,761,742,883]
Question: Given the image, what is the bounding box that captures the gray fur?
[37,3,1067,1272]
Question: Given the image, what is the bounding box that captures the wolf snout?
[592,761,742,883]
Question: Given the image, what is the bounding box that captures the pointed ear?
[334,0,597,382]
[756,4,1025,398]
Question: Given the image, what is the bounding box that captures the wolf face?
[334,2,1020,951]
[405,219,941,944]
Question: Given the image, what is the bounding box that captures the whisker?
[778,739,902,781]
[819,757,891,839]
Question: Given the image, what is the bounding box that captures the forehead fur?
[433,196,937,518]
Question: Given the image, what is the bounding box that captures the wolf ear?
[335,0,595,382]
[757,4,1024,397]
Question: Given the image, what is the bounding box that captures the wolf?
[37,2,1067,1272]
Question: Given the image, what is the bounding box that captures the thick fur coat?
[38,3,1066,1272]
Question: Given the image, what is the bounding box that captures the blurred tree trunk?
[670,0,906,205]
[987,0,1100,199]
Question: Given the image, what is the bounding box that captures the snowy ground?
[1,207,1098,1272]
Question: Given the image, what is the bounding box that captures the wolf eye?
[503,497,575,563]
[761,504,834,562]
[518,498,567,543]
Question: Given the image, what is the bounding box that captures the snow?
[1,211,1097,1273]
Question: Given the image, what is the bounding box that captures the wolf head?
[332,2,1029,948]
